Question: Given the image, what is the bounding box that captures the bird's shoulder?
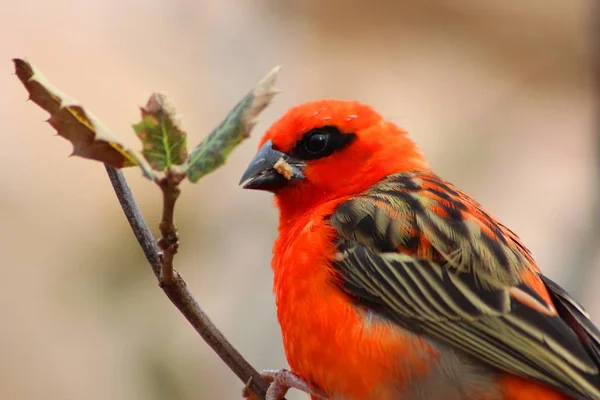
[330,171,534,286]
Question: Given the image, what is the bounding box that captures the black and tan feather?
[330,172,600,400]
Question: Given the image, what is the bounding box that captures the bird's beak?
[239,139,305,191]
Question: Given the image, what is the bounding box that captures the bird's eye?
[291,126,356,160]
[303,131,329,154]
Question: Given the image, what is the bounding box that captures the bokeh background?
[1,1,598,399]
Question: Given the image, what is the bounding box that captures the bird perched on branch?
[240,100,600,400]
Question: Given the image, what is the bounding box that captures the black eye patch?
[290,126,356,160]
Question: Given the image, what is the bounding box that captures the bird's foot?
[242,369,327,400]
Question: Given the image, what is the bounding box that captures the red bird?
[240,100,600,400]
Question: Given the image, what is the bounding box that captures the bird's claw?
[242,369,327,400]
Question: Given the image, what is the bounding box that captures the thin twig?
[105,165,275,399]
[157,171,185,285]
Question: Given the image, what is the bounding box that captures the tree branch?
[14,57,282,399]
[105,165,274,399]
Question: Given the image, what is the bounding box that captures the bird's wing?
[541,275,600,362]
[330,172,600,400]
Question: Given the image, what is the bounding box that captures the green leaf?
[13,58,154,179]
[133,93,188,171]
[184,66,280,183]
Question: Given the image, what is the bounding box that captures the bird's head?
[240,100,429,219]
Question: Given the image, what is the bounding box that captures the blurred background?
[1,0,598,399]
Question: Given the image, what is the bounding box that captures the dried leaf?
[184,66,280,183]
[133,93,188,171]
[13,58,153,178]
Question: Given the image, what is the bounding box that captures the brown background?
[1,1,597,399]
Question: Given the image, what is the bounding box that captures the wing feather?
[330,172,600,399]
